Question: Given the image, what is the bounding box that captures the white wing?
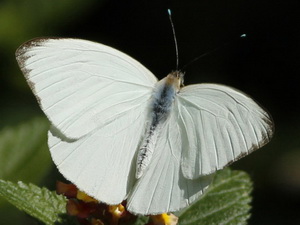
[177,84,274,179]
[16,38,157,139]
[16,38,157,205]
[126,109,214,215]
[48,104,148,204]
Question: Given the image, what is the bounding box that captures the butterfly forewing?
[16,38,157,140]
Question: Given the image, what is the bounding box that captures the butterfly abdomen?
[136,74,180,179]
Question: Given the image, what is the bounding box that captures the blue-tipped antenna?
[168,9,179,70]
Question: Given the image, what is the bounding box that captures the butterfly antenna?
[168,9,179,70]
[182,33,247,70]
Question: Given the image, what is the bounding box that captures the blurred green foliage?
[0,0,99,49]
[0,0,102,90]
[0,0,104,224]
[0,117,50,186]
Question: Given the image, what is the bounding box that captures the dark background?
[0,0,300,224]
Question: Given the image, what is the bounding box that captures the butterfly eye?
[179,71,185,87]
[172,71,184,89]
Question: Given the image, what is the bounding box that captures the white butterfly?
[16,38,274,215]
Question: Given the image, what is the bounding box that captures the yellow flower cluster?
[56,181,178,225]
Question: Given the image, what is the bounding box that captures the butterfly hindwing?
[48,90,150,205]
[127,109,214,214]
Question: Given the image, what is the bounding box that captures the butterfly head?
[166,71,185,92]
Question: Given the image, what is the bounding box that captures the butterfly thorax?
[136,71,183,179]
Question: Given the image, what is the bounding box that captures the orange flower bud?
[77,190,98,203]
[56,181,77,198]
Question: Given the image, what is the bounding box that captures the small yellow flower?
[108,204,126,225]
[108,204,125,216]
[150,213,178,225]
[56,181,138,224]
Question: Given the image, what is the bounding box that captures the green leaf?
[0,117,52,184]
[179,168,252,225]
[0,180,68,225]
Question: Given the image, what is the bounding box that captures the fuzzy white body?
[136,73,182,178]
